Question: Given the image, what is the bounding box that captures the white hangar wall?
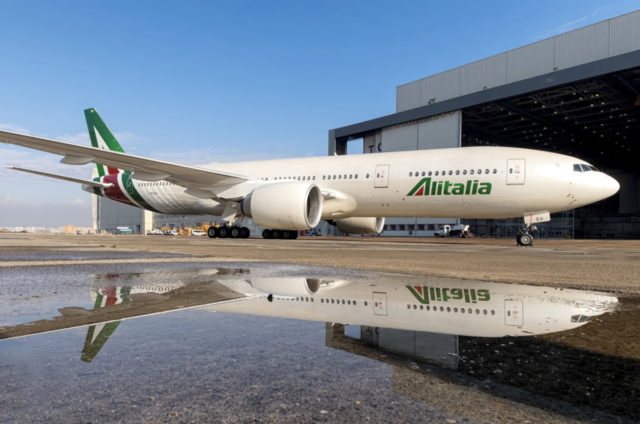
[396,10,640,112]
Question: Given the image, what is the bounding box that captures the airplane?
[0,268,619,360]
[0,108,620,245]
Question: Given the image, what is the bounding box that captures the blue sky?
[1,1,638,227]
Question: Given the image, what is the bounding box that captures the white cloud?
[540,6,610,39]
[0,123,32,134]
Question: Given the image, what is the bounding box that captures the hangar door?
[506,159,526,185]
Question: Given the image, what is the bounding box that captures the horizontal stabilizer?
[7,167,113,188]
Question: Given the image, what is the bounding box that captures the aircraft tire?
[230,226,241,238]
[241,227,251,238]
[517,233,533,247]
[262,229,272,239]
[282,230,292,239]
[218,226,229,238]
[272,229,281,239]
[207,227,217,238]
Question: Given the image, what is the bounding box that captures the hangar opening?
[329,10,640,239]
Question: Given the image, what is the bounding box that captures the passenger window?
[435,171,439,176]
[455,170,460,175]
[409,172,413,177]
[485,169,489,174]
[470,170,475,175]
[463,170,467,175]
[428,171,432,176]
[493,169,497,174]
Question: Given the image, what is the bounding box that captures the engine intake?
[241,182,323,230]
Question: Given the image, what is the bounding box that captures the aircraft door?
[372,292,388,316]
[505,300,523,326]
[374,164,389,188]
[506,159,526,185]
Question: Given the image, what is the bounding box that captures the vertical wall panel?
[417,111,461,150]
[506,39,555,83]
[380,124,418,152]
[554,21,610,69]
[460,53,508,96]
[419,68,462,107]
[610,10,640,56]
[396,81,421,112]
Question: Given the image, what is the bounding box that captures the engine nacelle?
[335,217,385,234]
[250,278,320,297]
[241,182,323,230]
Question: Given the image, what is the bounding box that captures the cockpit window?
[573,164,598,172]
[571,314,591,323]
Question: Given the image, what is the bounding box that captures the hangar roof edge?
[332,50,640,141]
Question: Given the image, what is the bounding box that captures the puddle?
[0,262,637,423]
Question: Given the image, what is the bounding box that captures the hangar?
[329,10,640,239]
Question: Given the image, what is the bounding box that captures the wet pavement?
[1,250,639,423]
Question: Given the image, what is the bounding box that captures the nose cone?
[601,174,620,199]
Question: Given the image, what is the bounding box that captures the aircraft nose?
[602,174,620,198]
[604,175,620,197]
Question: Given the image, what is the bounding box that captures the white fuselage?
[127,146,619,219]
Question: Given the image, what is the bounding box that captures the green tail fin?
[84,108,124,177]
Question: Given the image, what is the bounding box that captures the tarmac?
[2,233,639,293]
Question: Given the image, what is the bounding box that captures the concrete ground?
[1,233,639,294]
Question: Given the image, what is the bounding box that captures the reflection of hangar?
[330,11,640,238]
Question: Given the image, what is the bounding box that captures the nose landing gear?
[517,225,537,247]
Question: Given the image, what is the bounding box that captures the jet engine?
[334,217,385,234]
[241,182,323,230]
[250,277,321,297]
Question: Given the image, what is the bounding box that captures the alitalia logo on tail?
[408,177,492,196]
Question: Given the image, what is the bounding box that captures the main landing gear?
[262,229,299,239]
[516,225,537,247]
[207,225,250,239]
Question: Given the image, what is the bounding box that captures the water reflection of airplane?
[82,281,186,362]
[0,270,618,362]
[209,277,618,337]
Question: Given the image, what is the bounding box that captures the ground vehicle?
[191,230,206,236]
[147,228,163,235]
[434,224,470,238]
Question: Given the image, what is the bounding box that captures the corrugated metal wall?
[397,10,640,112]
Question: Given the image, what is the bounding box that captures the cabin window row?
[275,296,361,306]
[409,169,498,177]
[258,174,371,181]
[139,181,174,186]
[407,304,496,315]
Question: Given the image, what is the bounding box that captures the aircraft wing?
[8,167,114,188]
[0,130,254,198]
